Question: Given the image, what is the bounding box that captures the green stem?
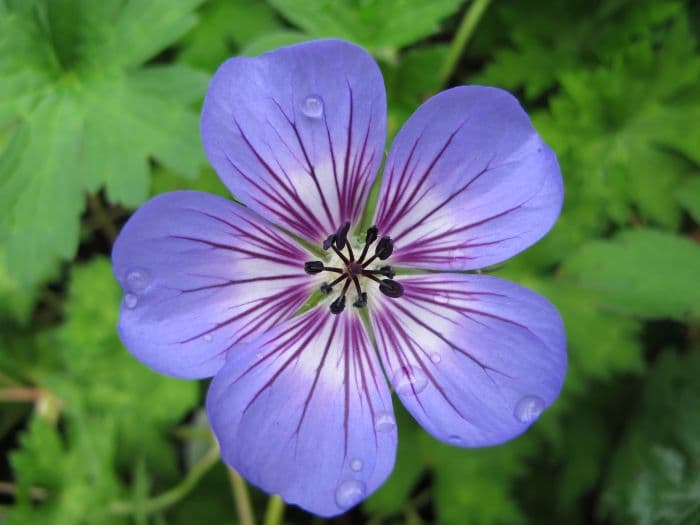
[438,0,492,88]
[227,468,256,525]
[263,495,285,525]
[109,443,220,516]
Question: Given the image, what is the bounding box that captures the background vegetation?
[1,0,699,523]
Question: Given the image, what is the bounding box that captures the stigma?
[303,223,403,314]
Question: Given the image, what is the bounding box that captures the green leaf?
[530,277,643,392]
[475,0,682,100]
[0,0,207,291]
[561,229,700,320]
[149,165,230,199]
[179,0,282,69]
[431,439,529,525]
[675,175,700,223]
[41,258,199,470]
[238,30,311,57]
[268,0,465,54]
[8,417,125,525]
[384,45,449,139]
[602,350,700,524]
[0,90,84,289]
[526,10,700,265]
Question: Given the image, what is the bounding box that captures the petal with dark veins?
[201,39,386,242]
[207,308,396,517]
[374,86,562,270]
[112,191,315,379]
[369,273,566,446]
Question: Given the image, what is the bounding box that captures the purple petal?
[206,308,396,517]
[112,191,315,379]
[374,86,563,270]
[201,39,386,243]
[369,274,566,446]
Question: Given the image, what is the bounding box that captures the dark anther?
[375,236,394,260]
[309,224,404,312]
[334,222,351,250]
[378,265,395,279]
[365,226,378,245]
[379,278,404,298]
[304,261,324,274]
[353,292,368,308]
[323,234,336,251]
[330,295,346,314]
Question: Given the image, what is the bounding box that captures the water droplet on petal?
[203,334,213,342]
[447,434,462,445]
[393,366,428,396]
[350,458,363,472]
[335,479,366,509]
[514,395,545,423]
[374,411,396,433]
[301,95,323,118]
[125,268,149,292]
[124,293,138,309]
[430,353,442,364]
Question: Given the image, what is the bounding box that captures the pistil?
[304,224,404,314]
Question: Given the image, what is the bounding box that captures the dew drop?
[430,353,442,364]
[124,293,138,309]
[203,334,213,342]
[447,434,463,445]
[350,458,363,472]
[125,268,149,292]
[301,95,323,118]
[514,395,545,423]
[374,411,396,433]
[335,479,366,509]
[392,366,428,396]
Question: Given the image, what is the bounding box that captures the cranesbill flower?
[112,39,566,517]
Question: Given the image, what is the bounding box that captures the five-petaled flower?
[112,40,566,517]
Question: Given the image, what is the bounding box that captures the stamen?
[330,295,346,314]
[330,280,351,315]
[357,225,378,263]
[374,237,394,260]
[322,234,336,250]
[353,292,367,308]
[377,265,395,279]
[379,278,404,298]
[334,221,351,250]
[350,276,365,308]
[304,261,324,274]
[307,225,404,312]
[321,274,347,294]
[365,226,379,245]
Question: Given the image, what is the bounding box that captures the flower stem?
[109,442,220,516]
[263,495,285,525]
[227,468,256,525]
[438,0,492,88]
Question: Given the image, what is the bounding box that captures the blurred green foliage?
[1,0,699,524]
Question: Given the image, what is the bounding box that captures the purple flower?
[112,40,566,517]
